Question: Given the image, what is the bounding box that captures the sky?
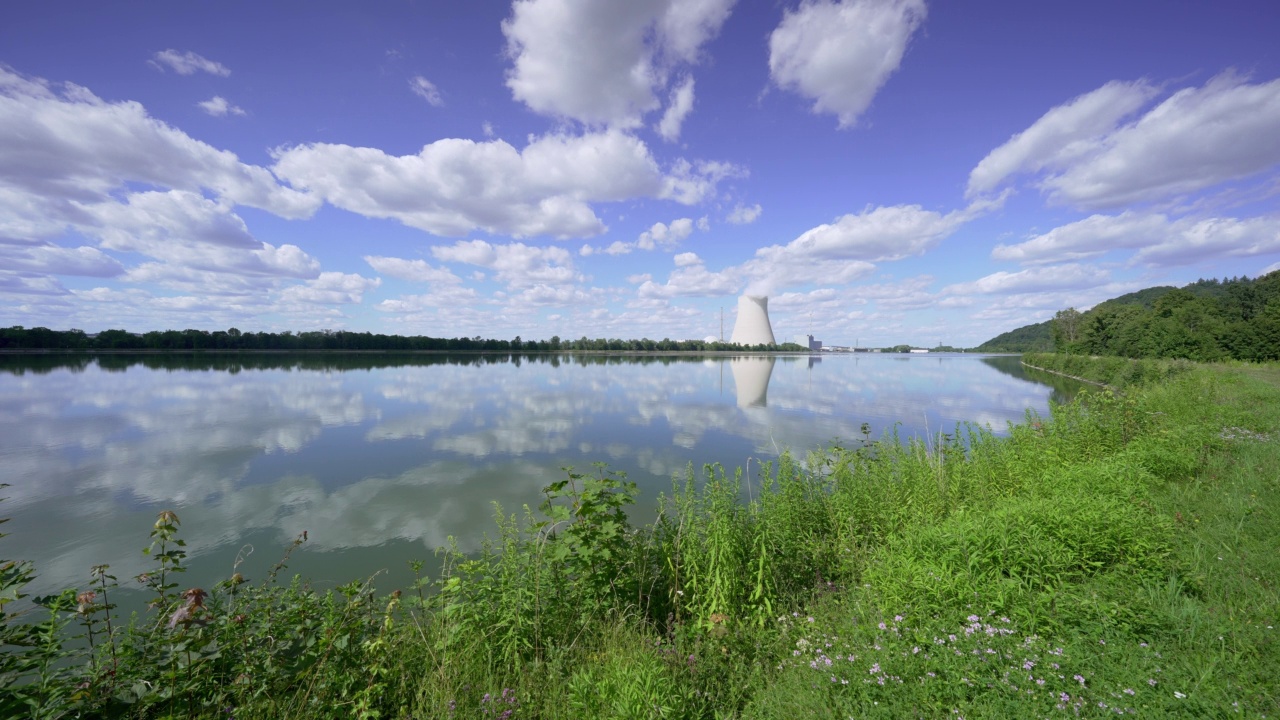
[2,0,1279,347]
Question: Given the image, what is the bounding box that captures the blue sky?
[2,0,1279,346]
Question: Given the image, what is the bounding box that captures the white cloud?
[1262,261,1280,275]
[0,67,318,233]
[502,0,735,127]
[637,259,739,298]
[150,49,230,76]
[661,158,745,205]
[994,211,1280,267]
[279,272,382,305]
[0,273,66,296]
[273,130,731,238]
[971,73,1280,208]
[656,76,695,141]
[0,243,123,277]
[766,204,964,262]
[85,190,319,279]
[736,202,983,295]
[364,256,463,284]
[431,239,581,288]
[967,80,1157,198]
[673,251,700,267]
[515,284,606,306]
[409,76,444,106]
[638,217,695,250]
[197,96,246,117]
[943,264,1111,295]
[768,0,926,128]
[726,203,762,224]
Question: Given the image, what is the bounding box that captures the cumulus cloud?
[943,264,1111,295]
[502,0,735,127]
[970,73,1280,208]
[768,0,926,128]
[85,190,319,279]
[656,76,695,141]
[0,67,318,232]
[726,203,762,224]
[674,251,701,267]
[273,131,737,238]
[278,272,382,305]
[0,243,123,277]
[364,256,464,284]
[994,211,1280,267]
[431,239,581,288]
[409,76,444,106]
[638,217,695,250]
[150,49,231,76]
[637,258,739,299]
[732,202,982,296]
[273,130,733,239]
[967,80,1157,198]
[197,95,246,117]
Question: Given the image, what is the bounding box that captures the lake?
[1,352,1082,600]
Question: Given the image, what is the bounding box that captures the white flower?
[1174,691,1187,699]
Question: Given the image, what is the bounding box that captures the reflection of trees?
[0,352,799,376]
[979,356,1082,405]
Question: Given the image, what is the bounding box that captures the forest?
[980,270,1280,360]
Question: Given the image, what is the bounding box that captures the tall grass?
[2,357,1277,718]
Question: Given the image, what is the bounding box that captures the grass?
[2,356,1278,718]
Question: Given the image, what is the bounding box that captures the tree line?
[1050,271,1280,362]
[0,326,801,354]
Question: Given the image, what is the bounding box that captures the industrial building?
[793,334,823,352]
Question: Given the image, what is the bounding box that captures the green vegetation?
[0,326,802,354]
[975,319,1055,353]
[3,357,1278,718]
[979,270,1280,358]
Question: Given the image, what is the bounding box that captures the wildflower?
[76,591,97,615]
[1075,674,1086,686]
[912,646,920,654]
[869,663,880,674]
[878,622,887,630]
[1123,688,1135,696]
[1148,679,1157,686]
[1174,691,1186,699]
[1023,660,1035,670]
[807,616,815,623]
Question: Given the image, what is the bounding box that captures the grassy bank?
[3,356,1278,718]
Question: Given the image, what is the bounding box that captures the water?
[0,352,1080,599]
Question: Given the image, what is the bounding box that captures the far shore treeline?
[0,326,804,354]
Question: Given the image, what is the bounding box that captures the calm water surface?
[1,352,1081,598]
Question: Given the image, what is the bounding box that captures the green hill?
[974,319,1054,352]
[976,271,1280,361]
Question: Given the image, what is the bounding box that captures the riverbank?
[3,355,1277,718]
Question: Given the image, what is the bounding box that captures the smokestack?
[730,295,775,346]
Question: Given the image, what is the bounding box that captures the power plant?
[730,295,775,346]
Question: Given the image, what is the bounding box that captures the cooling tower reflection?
[728,356,775,408]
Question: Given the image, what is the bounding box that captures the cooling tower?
[730,295,775,346]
